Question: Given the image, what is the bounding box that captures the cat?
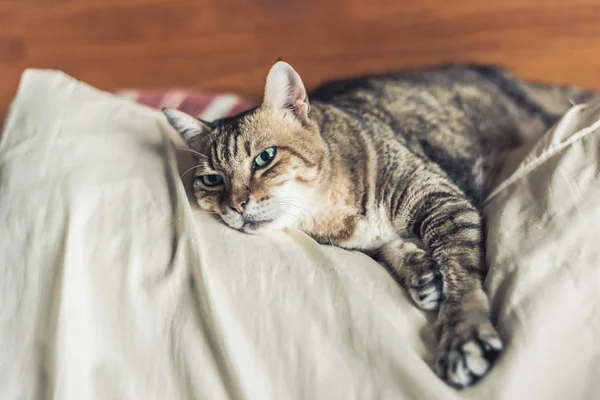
[162,61,593,388]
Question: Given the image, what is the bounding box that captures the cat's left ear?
[263,61,310,123]
[162,108,213,147]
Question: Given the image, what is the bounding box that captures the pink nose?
[232,199,248,214]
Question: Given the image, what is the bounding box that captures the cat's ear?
[162,108,213,146]
[263,61,310,123]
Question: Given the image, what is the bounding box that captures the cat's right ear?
[162,108,212,147]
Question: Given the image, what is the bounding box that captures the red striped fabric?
[115,89,255,120]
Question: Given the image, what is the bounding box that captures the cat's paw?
[407,259,444,311]
[435,320,503,389]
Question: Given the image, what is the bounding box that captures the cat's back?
[310,64,535,146]
[309,64,551,201]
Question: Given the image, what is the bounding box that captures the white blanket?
[1,70,599,399]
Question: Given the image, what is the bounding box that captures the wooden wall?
[1,0,600,114]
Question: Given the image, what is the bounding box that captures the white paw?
[409,270,443,311]
[436,326,503,389]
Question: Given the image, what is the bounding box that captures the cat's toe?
[435,324,503,389]
[408,268,443,311]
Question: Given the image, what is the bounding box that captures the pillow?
[1,69,599,399]
[482,102,600,399]
[114,88,255,119]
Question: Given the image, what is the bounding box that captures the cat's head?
[163,62,329,233]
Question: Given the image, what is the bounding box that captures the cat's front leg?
[392,185,503,388]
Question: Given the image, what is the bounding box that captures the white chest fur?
[336,206,398,250]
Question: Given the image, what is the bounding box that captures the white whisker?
[176,147,208,159]
[180,165,203,178]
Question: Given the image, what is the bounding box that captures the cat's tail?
[519,80,598,118]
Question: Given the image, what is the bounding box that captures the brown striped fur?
[163,62,596,388]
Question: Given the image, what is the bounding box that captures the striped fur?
[163,62,596,388]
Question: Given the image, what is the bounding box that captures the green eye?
[200,174,223,187]
[254,147,276,169]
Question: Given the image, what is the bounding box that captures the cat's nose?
[231,198,249,214]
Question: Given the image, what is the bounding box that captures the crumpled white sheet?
[1,70,599,400]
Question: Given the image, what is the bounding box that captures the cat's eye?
[254,147,277,169]
[200,174,223,187]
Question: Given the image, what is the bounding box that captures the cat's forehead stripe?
[232,131,239,157]
[210,116,252,165]
[226,129,240,160]
[215,131,230,165]
[210,141,220,168]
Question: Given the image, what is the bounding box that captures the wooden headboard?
[2,0,600,114]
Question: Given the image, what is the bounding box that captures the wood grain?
[1,0,600,114]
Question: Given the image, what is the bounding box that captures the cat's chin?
[237,218,292,235]
[239,219,273,234]
[217,208,300,234]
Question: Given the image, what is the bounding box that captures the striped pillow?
[115,89,255,121]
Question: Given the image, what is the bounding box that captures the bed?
[1,68,600,399]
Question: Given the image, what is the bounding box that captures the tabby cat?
[163,62,592,388]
